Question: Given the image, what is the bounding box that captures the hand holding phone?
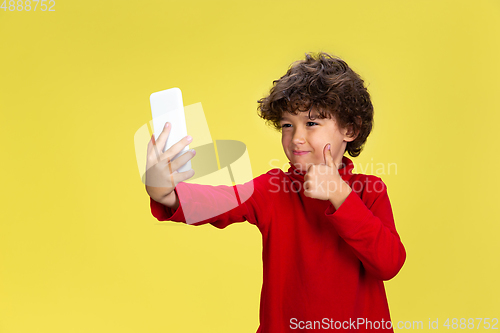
[145,88,196,206]
[145,121,196,207]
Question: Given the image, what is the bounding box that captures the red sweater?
[150,156,406,332]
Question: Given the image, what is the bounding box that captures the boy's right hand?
[145,122,196,205]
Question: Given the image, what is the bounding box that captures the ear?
[342,116,361,142]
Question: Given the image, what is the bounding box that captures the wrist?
[328,181,352,210]
[162,190,179,209]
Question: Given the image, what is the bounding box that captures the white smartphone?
[150,87,191,173]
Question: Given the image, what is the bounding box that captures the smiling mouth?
[293,151,309,155]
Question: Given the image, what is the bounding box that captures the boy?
[146,52,406,332]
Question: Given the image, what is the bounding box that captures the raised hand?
[145,122,196,204]
[303,144,350,204]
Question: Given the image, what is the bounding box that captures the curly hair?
[257,52,374,157]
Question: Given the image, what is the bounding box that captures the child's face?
[279,109,354,172]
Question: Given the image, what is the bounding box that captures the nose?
[292,127,306,145]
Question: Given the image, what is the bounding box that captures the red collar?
[285,156,354,181]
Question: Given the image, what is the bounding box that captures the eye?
[306,122,318,126]
[281,124,291,128]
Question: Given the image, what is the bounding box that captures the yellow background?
[1,0,499,332]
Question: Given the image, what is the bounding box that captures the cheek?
[281,134,290,146]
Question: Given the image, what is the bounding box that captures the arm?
[150,173,271,229]
[325,177,406,280]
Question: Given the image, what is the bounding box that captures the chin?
[288,155,310,171]
[290,161,306,172]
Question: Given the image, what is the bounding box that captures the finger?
[159,135,193,162]
[176,168,196,183]
[165,166,195,189]
[154,122,172,154]
[147,132,156,154]
[303,180,310,191]
[303,180,312,196]
[146,134,163,168]
[147,124,168,164]
[168,148,197,173]
[306,163,314,175]
[323,143,334,167]
[147,134,153,155]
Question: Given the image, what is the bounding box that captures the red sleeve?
[150,187,187,222]
[149,173,271,229]
[324,177,406,280]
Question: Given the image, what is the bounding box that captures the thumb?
[324,143,334,167]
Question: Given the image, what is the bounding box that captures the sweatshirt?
[150,156,406,332]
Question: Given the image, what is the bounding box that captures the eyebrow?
[280,114,320,121]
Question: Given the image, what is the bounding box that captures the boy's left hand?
[303,144,351,202]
